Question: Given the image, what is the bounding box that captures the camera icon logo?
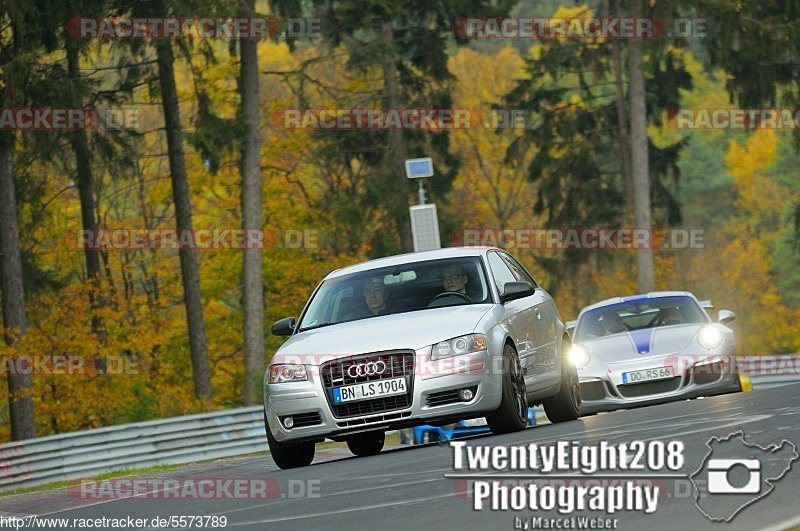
[707,459,761,494]
[690,431,798,522]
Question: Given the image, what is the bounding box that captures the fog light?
[459,388,474,401]
[282,416,294,429]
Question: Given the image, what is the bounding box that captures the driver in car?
[363,276,389,316]
[600,311,629,335]
[658,307,684,326]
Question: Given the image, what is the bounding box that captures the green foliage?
[503,4,690,277]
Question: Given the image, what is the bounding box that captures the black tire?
[346,431,385,457]
[486,343,528,434]
[265,413,315,469]
[543,339,581,423]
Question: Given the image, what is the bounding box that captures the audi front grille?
[320,351,414,418]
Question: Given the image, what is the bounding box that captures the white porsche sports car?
[568,291,742,414]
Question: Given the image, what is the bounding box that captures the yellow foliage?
[447,46,541,232]
[725,130,786,240]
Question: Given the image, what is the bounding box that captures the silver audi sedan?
[264,247,580,468]
[569,291,742,415]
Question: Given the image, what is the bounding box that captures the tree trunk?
[627,0,656,292]
[239,0,265,406]
[607,0,633,218]
[0,134,36,440]
[154,40,213,400]
[380,20,413,253]
[66,35,107,345]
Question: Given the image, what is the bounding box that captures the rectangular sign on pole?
[405,157,434,179]
[409,204,441,252]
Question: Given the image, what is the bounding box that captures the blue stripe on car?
[628,328,655,354]
[621,295,648,303]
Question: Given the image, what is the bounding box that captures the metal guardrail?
[738,355,800,389]
[0,407,265,492]
[0,355,797,492]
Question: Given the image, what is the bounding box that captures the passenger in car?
[338,276,390,321]
[441,265,469,295]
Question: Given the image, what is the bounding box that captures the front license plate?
[621,366,674,385]
[333,378,407,404]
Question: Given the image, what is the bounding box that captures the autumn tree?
[0,2,38,440]
[116,0,214,399]
[697,0,800,250]
[238,0,266,405]
[270,0,515,255]
[503,4,690,282]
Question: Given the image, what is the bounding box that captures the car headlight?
[431,334,487,361]
[268,364,308,383]
[568,344,590,369]
[697,325,723,350]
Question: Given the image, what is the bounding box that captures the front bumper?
[264,349,503,443]
[578,353,741,415]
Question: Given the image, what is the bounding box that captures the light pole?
[405,157,441,252]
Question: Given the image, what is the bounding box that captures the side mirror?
[717,309,735,324]
[271,317,296,336]
[500,281,535,304]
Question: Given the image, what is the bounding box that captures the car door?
[487,251,548,391]
[499,252,561,385]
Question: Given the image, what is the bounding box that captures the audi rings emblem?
[347,361,386,377]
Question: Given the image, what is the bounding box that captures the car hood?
[274,305,494,364]
[578,323,704,362]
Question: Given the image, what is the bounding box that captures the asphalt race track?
[2,384,799,530]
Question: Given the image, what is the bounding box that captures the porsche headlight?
[268,364,308,383]
[431,334,487,361]
[697,325,723,350]
[568,344,590,369]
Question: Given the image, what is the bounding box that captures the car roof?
[578,291,699,316]
[325,246,499,279]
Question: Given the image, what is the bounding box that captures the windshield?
[574,296,708,341]
[297,257,491,331]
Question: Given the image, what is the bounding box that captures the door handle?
[535,308,542,319]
